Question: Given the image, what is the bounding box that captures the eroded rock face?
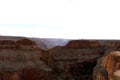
[46,40,104,80]
[0,38,52,80]
[113,70,120,80]
[65,40,103,49]
[16,39,37,49]
[0,40,16,49]
[0,38,37,49]
[93,51,120,80]
[2,38,120,80]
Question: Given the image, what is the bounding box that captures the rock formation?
[0,38,52,80]
[46,40,104,80]
[93,51,120,80]
[0,40,16,49]
[65,40,103,49]
[1,36,120,80]
[16,38,37,49]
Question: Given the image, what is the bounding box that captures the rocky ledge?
[93,51,120,80]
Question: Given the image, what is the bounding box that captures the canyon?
[0,36,120,80]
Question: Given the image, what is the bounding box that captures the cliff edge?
[93,51,120,80]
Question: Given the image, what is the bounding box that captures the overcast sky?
[0,0,120,39]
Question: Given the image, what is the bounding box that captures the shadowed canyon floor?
[0,36,120,80]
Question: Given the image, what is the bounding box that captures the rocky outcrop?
[0,38,52,80]
[65,40,103,49]
[0,38,37,49]
[93,51,120,80]
[113,70,120,80]
[46,40,120,80]
[0,40,16,48]
[16,39,37,49]
[46,40,104,80]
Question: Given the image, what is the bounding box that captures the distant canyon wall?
[0,38,36,49]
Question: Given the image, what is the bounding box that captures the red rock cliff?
[65,40,103,49]
[93,51,120,80]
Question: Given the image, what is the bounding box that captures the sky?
[0,0,120,39]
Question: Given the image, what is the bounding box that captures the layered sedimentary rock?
[42,40,120,80]
[65,40,103,49]
[46,40,120,80]
[16,39,37,49]
[93,51,120,80]
[0,38,52,80]
[45,40,104,80]
[1,36,120,80]
[0,38,36,49]
[0,40,16,49]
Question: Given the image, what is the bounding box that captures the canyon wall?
[93,51,120,80]
[0,37,120,80]
[0,38,52,80]
[44,40,104,80]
